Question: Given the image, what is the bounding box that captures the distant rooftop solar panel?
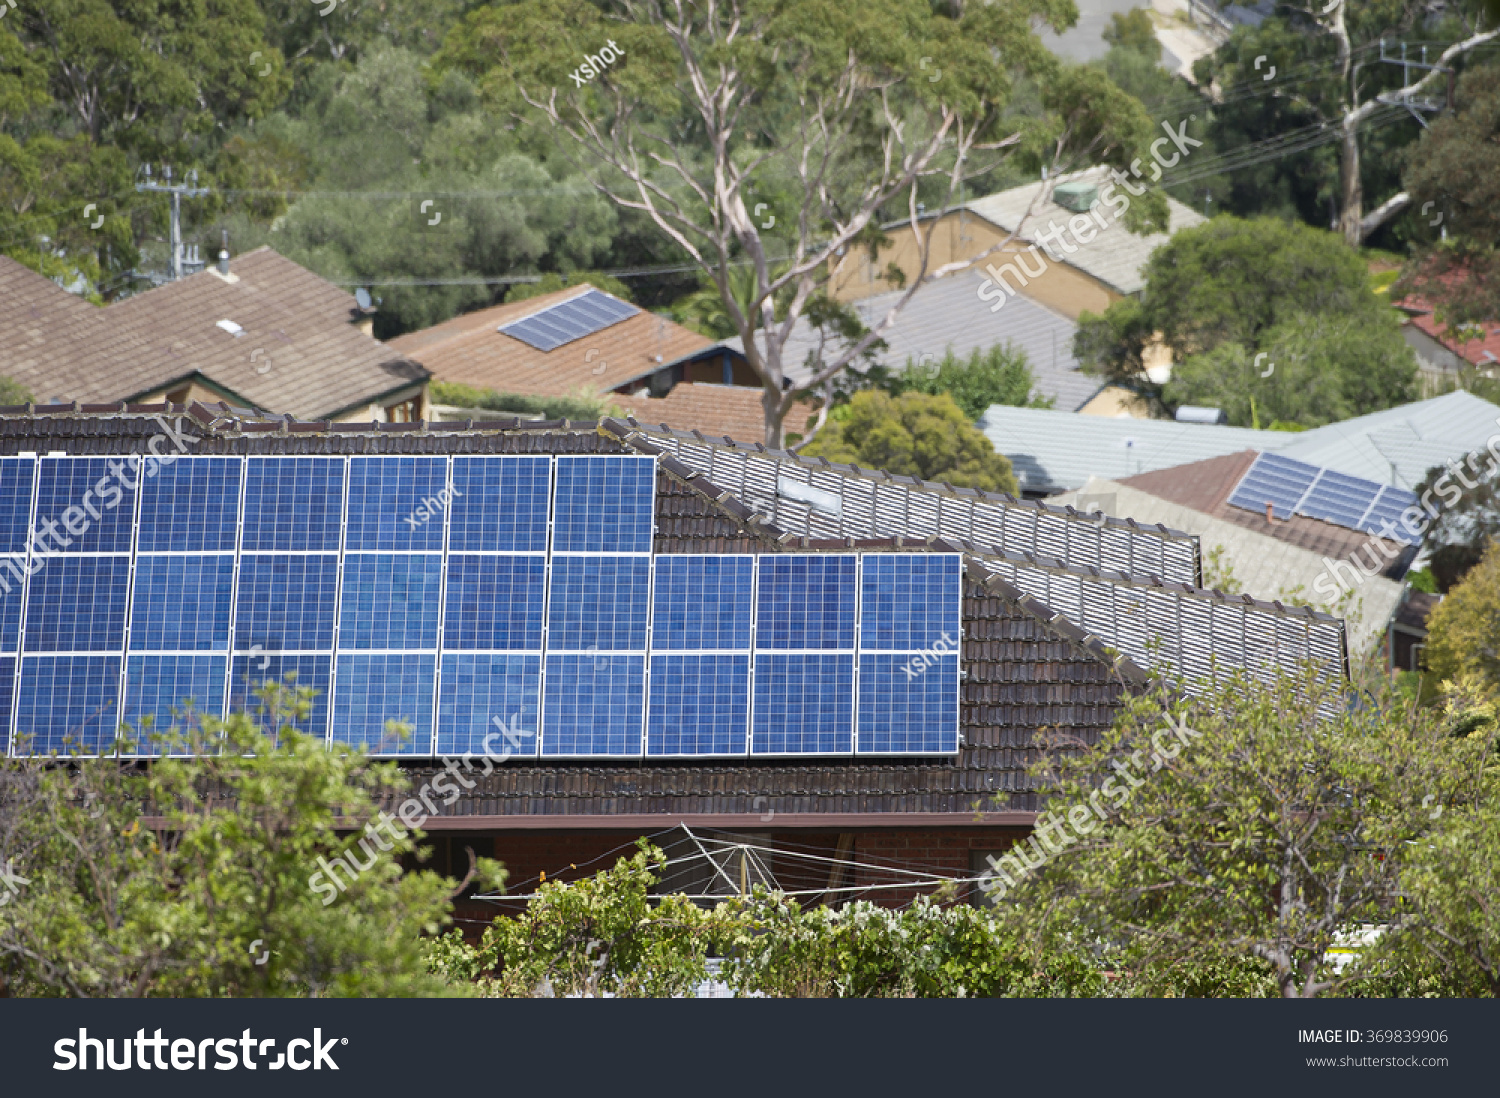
[498,289,638,352]
[1228,452,1420,537]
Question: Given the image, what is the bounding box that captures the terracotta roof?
[0,250,428,419]
[612,382,815,443]
[1400,301,1500,369]
[1120,451,1411,574]
[386,284,712,398]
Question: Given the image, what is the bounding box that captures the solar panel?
[0,457,34,554]
[123,654,228,752]
[497,289,638,352]
[859,554,961,652]
[752,653,854,754]
[858,652,959,754]
[552,455,655,553]
[450,457,551,553]
[444,555,546,650]
[546,555,650,653]
[647,653,750,755]
[0,560,23,651]
[138,457,241,552]
[235,555,340,653]
[35,457,135,554]
[242,458,345,552]
[436,652,540,757]
[1228,452,1421,537]
[331,653,435,754]
[16,654,120,754]
[346,457,448,552]
[650,556,753,651]
[0,656,12,754]
[542,653,646,755]
[756,555,857,650]
[228,652,333,739]
[130,556,233,650]
[338,554,442,649]
[25,557,130,651]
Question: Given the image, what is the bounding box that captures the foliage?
[0,680,498,997]
[1424,540,1500,692]
[0,376,32,405]
[506,271,632,304]
[1077,216,1418,422]
[1406,453,1500,592]
[429,381,620,422]
[885,344,1054,420]
[801,390,1019,494]
[1002,667,1485,997]
[1102,9,1159,60]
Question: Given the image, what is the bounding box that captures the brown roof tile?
[612,383,815,442]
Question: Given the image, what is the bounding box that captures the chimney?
[1265,501,1275,525]
[218,230,230,276]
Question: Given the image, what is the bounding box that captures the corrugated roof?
[725,269,1099,409]
[387,284,711,398]
[1052,477,1405,656]
[0,250,428,420]
[962,166,1207,295]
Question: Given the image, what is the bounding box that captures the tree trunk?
[1338,118,1364,247]
[762,386,784,449]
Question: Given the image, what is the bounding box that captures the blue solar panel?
[443,555,546,650]
[34,458,136,553]
[16,654,120,754]
[228,652,333,739]
[25,557,130,651]
[339,554,442,649]
[552,456,655,553]
[1364,485,1419,537]
[0,557,25,650]
[345,457,448,552]
[242,458,345,552]
[1227,452,1319,521]
[752,653,854,754]
[331,653,435,754]
[1229,451,1423,537]
[857,653,959,754]
[647,653,750,755]
[449,457,551,553]
[756,555,856,650]
[0,656,12,754]
[860,554,961,651]
[1299,468,1381,530]
[122,654,227,752]
[436,652,540,756]
[137,457,241,552]
[546,555,650,651]
[541,653,645,755]
[650,556,753,650]
[498,289,638,352]
[0,457,34,554]
[130,555,233,650]
[234,554,340,652]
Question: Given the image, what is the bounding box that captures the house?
[979,390,1500,496]
[0,249,430,422]
[1396,295,1500,382]
[0,403,1346,910]
[827,166,1206,321]
[387,284,813,441]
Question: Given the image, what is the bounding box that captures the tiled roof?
[0,250,429,420]
[386,284,711,398]
[612,382,815,443]
[962,166,1207,295]
[1402,309,1500,369]
[725,269,1100,409]
[1118,452,1413,576]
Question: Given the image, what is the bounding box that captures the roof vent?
[1174,405,1226,424]
[216,319,244,337]
[1054,181,1099,213]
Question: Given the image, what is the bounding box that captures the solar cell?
[497,289,638,352]
[0,558,23,651]
[0,457,35,554]
[338,554,442,649]
[35,458,136,554]
[345,457,448,552]
[449,457,551,553]
[647,653,750,755]
[1362,485,1419,537]
[859,554,961,651]
[857,652,959,754]
[130,555,233,650]
[0,656,12,754]
[234,554,340,653]
[650,556,753,650]
[751,653,854,754]
[24,557,130,651]
[331,653,435,754]
[122,654,228,753]
[443,555,546,650]
[1228,452,1424,538]
[546,555,650,652]
[552,455,655,553]
[242,457,345,552]
[228,652,333,739]
[1298,468,1380,530]
[541,653,645,756]
[435,652,541,757]
[138,457,241,552]
[16,654,120,754]
[756,555,856,650]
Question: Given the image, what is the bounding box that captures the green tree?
[505,270,632,304]
[801,390,1019,494]
[1424,540,1500,692]
[886,343,1053,420]
[434,0,1168,447]
[0,681,501,997]
[1102,9,1158,59]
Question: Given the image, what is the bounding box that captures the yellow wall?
[828,210,1123,321]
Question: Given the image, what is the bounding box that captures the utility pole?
[135,165,210,280]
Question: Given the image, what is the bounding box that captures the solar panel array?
[497,289,638,352]
[618,423,1202,585]
[0,452,961,759]
[1227,452,1420,538]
